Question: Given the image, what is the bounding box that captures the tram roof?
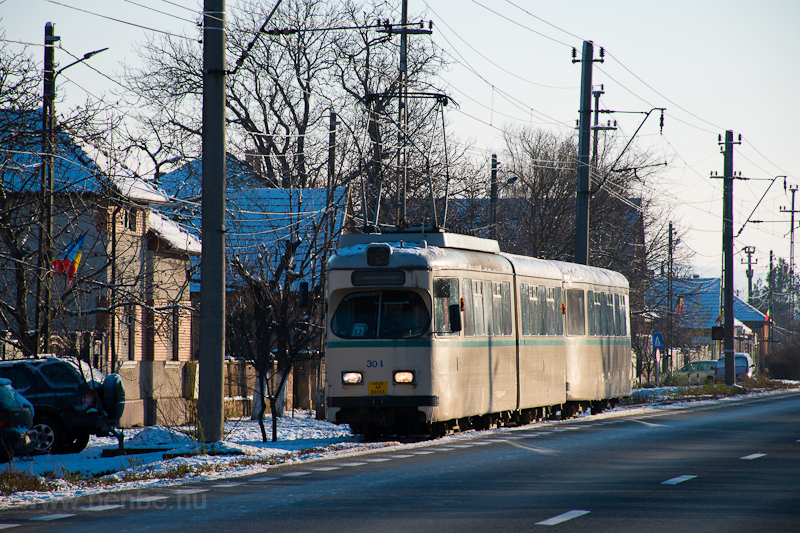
[337,232,500,253]
[548,260,629,289]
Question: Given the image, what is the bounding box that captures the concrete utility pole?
[36,22,59,355]
[573,41,603,265]
[199,0,226,443]
[780,185,798,323]
[667,222,675,373]
[490,154,498,241]
[720,130,740,386]
[742,245,756,305]
[767,249,774,371]
[396,0,409,227]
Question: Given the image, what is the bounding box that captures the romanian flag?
[677,297,684,313]
[51,233,86,287]
[765,305,772,323]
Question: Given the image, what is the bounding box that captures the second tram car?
[325,231,632,437]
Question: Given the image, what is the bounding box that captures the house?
[646,276,768,372]
[0,110,199,427]
[157,158,352,413]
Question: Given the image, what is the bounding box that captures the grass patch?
[0,465,57,495]
[669,376,798,400]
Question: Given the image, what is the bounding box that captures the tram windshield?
[331,290,430,339]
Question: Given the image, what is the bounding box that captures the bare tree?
[224,187,338,442]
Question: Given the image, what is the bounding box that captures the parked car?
[673,360,717,385]
[714,352,755,382]
[0,377,37,461]
[0,358,125,454]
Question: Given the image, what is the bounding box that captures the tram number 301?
[366,360,383,368]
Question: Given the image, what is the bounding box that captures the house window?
[123,208,138,232]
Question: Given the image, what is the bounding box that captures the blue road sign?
[653,332,663,351]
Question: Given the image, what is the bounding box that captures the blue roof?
[157,154,273,199]
[1,109,169,203]
[157,178,349,291]
[647,277,766,329]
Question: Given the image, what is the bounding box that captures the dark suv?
[0,358,125,454]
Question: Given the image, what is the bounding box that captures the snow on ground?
[2,387,798,509]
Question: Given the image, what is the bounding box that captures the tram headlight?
[393,371,415,384]
[342,372,363,385]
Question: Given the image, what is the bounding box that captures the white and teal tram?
[325,231,632,437]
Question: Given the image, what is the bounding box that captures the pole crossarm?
[591,107,665,196]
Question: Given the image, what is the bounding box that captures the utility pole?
[667,222,675,374]
[767,249,773,373]
[591,85,616,170]
[36,22,59,355]
[719,130,740,386]
[490,154,498,241]
[573,41,603,265]
[36,25,105,356]
[742,245,756,304]
[199,0,226,443]
[780,185,798,323]
[395,0,409,228]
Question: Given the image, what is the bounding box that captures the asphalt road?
[3,391,799,532]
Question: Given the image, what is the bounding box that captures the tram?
[325,231,632,437]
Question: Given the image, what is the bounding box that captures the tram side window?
[555,287,564,335]
[595,292,605,335]
[566,289,586,336]
[501,281,512,335]
[605,293,616,336]
[545,287,556,335]
[484,280,494,336]
[463,278,475,336]
[473,280,486,336]
[433,278,460,336]
[520,284,530,336]
[492,282,505,335]
[617,294,628,336]
[587,290,595,335]
[520,283,540,336]
[536,285,545,335]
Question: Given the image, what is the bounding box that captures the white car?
[714,353,755,382]
[674,360,717,385]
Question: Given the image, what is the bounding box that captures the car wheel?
[101,373,126,424]
[33,416,66,454]
[61,432,90,454]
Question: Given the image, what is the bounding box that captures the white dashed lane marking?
[661,475,697,485]
[30,514,76,521]
[0,524,20,529]
[81,504,125,512]
[213,482,246,487]
[535,509,590,526]
[313,466,341,471]
[130,496,170,503]
[282,471,311,477]
[740,453,766,460]
[249,476,279,482]
[173,489,209,494]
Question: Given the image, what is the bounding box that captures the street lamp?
[36,21,108,354]
[489,154,518,241]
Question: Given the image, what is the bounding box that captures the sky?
[2,0,798,297]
